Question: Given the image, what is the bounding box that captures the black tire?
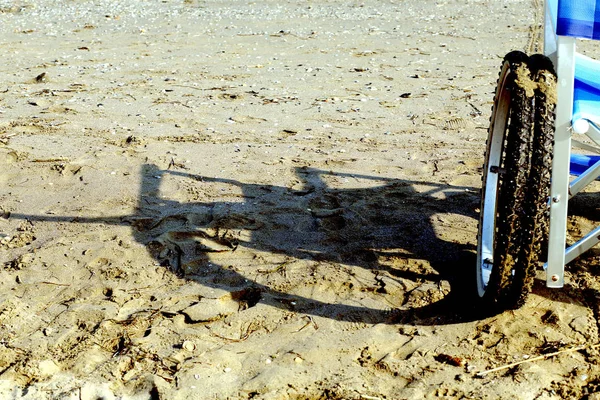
[509,54,556,307]
[531,54,556,261]
[476,51,536,311]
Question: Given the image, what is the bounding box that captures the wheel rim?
[476,62,512,298]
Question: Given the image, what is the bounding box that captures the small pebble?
[182,340,195,351]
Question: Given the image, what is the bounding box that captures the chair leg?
[546,36,576,288]
[546,126,570,288]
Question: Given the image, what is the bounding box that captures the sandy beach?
[1,0,600,398]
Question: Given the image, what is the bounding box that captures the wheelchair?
[475,0,600,310]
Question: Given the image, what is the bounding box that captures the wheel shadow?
[11,163,482,325]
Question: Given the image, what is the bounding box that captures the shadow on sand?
[10,164,483,325]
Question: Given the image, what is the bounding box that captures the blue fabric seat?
[556,0,600,129]
[556,0,600,40]
[573,53,600,129]
[570,153,600,175]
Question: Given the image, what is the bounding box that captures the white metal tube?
[546,36,576,288]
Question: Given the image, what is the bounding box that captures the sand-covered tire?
[476,51,536,311]
[508,54,556,308]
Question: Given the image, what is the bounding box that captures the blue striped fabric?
[557,0,600,40]
[573,53,600,128]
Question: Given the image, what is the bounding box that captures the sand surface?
[1,0,600,399]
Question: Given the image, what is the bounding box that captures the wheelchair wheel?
[510,55,556,307]
[476,51,536,310]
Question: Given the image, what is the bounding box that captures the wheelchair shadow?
[131,164,481,325]
[12,163,482,325]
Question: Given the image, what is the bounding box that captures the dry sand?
[1,0,600,399]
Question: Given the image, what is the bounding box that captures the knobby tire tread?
[487,54,535,307]
[510,55,556,307]
[480,51,534,310]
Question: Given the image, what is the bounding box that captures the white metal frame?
[544,0,600,287]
